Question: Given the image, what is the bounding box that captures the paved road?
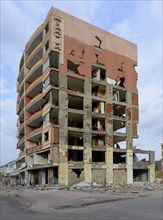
[1,192,162,220]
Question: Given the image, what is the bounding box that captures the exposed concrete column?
[84,148,92,183]
[25,170,29,185]
[106,85,114,148]
[126,149,133,183]
[83,78,92,183]
[106,148,113,184]
[58,75,68,186]
[126,91,133,149]
[149,151,155,182]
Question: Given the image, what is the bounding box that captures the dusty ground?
[1,179,162,213]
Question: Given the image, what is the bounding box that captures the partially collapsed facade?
[16,7,155,186]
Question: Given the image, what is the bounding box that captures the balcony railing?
[19,151,26,158]
[26,42,43,69]
[26,75,43,98]
[26,127,42,141]
[26,109,43,125]
[26,145,42,155]
[26,59,43,83]
[17,137,25,148]
[26,93,43,113]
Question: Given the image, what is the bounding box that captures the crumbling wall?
[68,169,84,185]
[113,169,126,184]
[92,169,106,184]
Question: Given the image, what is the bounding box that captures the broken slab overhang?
[27,164,58,171]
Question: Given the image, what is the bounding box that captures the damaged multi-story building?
[16,7,155,186]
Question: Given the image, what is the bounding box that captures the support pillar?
[126,149,133,184]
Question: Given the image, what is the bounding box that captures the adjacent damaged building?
[16,7,155,186]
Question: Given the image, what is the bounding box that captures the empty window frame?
[67,76,84,93]
[50,70,59,87]
[43,59,50,72]
[43,113,50,124]
[49,51,59,69]
[68,95,83,110]
[49,108,58,125]
[113,87,126,102]
[44,40,49,54]
[68,149,83,162]
[92,66,106,81]
[43,76,50,89]
[113,104,126,117]
[92,83,106,98]
[113,141,126,149]
[68,112,83,128]
[44,22,49,35]
[92,151,105,162]
[92,118,105,131]
[67,60,80,74]
[113,119,126,133]
[92,135,105,147]
[92,100,105,114]
[68,132,83,146]
[113,152,126,164]
[44,89,59,106]
[44,131,49,142]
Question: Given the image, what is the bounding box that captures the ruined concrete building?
[16,7,155,186]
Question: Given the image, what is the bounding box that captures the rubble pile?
[0,174,24,197]
[0,172,162,197]
[69,181,162,194]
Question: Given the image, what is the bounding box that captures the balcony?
[26,145,42,155]
[26,127,42,141]
[19,108,25,122]
[19,93,25,111]
[17,137,25,149]
[18,67,24,85]
[19,150,26,158]
[26,109,43,127]
[26,76,43,99]
[19,122,25,135]
[26,42,43,70]
[26,29,43,57]
[19,79,25,99]
[26,93,46,113]
[26,59,43,83]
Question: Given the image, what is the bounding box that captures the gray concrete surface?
[1,190,162,220]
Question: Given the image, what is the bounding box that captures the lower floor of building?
[18,164,155,186]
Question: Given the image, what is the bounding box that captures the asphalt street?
[1,192,162,220]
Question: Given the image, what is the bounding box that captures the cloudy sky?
[0,0,162,165]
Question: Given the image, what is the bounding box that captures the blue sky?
[0,0,162,165]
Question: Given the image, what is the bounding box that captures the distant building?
[0,160,19,185]
[16,7,155,186]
